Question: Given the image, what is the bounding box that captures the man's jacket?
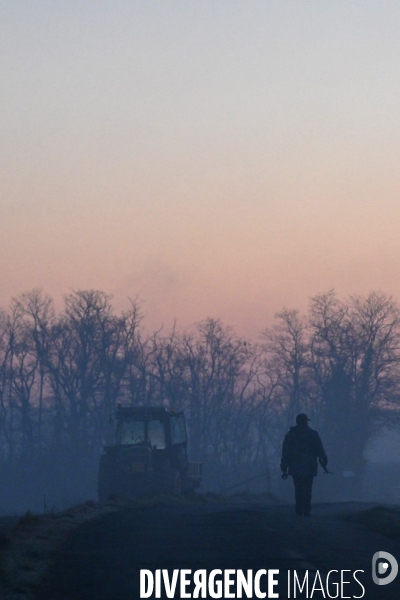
[281,424,327,477]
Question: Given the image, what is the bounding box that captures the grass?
[0,492,282,598]
[354,506,400,540]
[0,501,107,598]
[16,511,42,530]
[0,529,10,548]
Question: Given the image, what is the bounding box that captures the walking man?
[281,414,328,516]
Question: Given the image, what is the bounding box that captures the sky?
[1,1,400,338]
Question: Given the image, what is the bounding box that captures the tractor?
[98,405,202,501]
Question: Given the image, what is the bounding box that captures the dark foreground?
[36,502,400,600]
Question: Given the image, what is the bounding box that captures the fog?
[0,288,400,515]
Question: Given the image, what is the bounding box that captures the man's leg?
[292,476,303,515]
[292,475,314,515]
[302,476,314,516]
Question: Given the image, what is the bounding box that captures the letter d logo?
[372,552,398,585]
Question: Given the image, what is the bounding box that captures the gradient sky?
[1,1,400,338]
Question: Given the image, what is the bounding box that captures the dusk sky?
[1,1,400,338]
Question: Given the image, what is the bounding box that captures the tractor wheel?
[164,469,181,496]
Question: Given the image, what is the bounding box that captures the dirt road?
[36,501,400,600]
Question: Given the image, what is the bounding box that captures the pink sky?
[1,1,400,338]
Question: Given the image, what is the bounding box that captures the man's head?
[296,413,311,426]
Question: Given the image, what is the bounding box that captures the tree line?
[0,288,399,498]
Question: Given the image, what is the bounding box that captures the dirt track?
[34,501,400,600]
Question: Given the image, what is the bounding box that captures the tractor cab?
[98,406,201,501]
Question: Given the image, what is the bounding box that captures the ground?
[1,496,400,599]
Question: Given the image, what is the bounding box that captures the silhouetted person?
[281,414,327,516]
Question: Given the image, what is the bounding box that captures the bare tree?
[261,309,315,442]
[0,309,15,463]
[309,290,400,487]
[45,290,127,453]
[12,290,54,451]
